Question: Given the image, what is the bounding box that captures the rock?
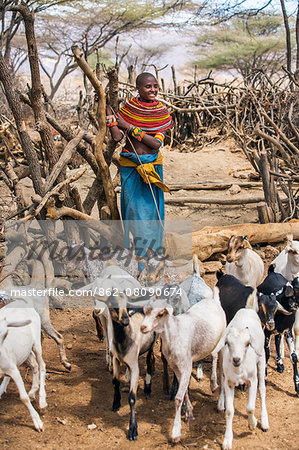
[228,184,241,195]
[263,245,280,260]
[66,343,73,350]
[88,423,97,430]
[56,417,67,425]
[202,261,222,273]
[255,249,265,260]
[232,171,247,179]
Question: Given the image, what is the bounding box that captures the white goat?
[141,288,226,443]
[271,235,299,357]
[214,309,269,450]
[0,300,47,431]
[272,235,299,280]
[225,235,264,288]
[1,287,70,370]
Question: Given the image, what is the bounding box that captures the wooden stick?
[165,195,269,205]
[261,110,299,156]
[44,130,85,192]
[168,181,262,191]
[192,220,299,261]
[18,169,87,222]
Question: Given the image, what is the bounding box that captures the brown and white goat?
[225,235,264,288]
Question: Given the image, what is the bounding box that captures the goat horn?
[277,301,293,315]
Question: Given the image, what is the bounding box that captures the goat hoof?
[144,383,151,397]
[63,361,72,371]
[172,436,181,444]
[129,425,138,441]
[112,404,121,412]
[185,416,195,424]
[276,364,284,373]
[262,428,269,433]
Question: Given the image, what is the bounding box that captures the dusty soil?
[0,141,298,449]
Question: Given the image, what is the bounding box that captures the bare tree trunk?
[72,46,120,220]
[12,3,60,172]
[0,53,44,196]
[296,3,299,70]
[280,0,292,73]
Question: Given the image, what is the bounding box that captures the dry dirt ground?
[0,141,298,449]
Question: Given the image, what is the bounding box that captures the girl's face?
[137,76,158,102]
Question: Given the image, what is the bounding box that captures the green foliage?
[87,50,113,69]
[193,13,294,77]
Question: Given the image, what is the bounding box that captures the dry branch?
[165,195,268,205]
[72,46,120,220]
[44,130,85,192]
[19,169,87,222]
[168,181,262,191]
[192,220,299,261]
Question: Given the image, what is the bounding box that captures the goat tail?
[245,289,258,312]
[192,253,200,275]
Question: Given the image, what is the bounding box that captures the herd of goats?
[0,233,299,449]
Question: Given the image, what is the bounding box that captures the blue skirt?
[120,151,164,258]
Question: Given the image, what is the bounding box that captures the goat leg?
[112,357,121,412]
[8,367,44,432]
[275,334,284,373]
[222,382,234,450]
[161,350,170,395]
[257,356,269,432]
[171,367,191,443]
[286,328,299,393]
[246,376,258,431]
[128,362,139,441]
[144,347,154,397]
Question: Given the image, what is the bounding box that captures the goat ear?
[245,290,258,312]
[284,282,294,298]
[242,236,252,249]
[277,301,293,315]
[212,329,228,355]
[165,305,173,316]
[249,335,262,357]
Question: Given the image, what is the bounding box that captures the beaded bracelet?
[106,115,118,128]
[107,121,118,128]
[131,127,145,142]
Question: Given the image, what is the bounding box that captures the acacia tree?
[28,0,189,98]
[0,0,73,71]
[192,13,293,81]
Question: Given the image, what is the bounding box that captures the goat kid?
[214,309,269,450]
[107,293,155,441]
[141,288,226,443]
[225,235,264,288]
[271,235,299,358]
[0,301,47,431]
[1,287,70,370]
[257,269,299,392]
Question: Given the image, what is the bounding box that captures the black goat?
[257,266,299,393]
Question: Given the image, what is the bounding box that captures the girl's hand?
[117,116,131,131]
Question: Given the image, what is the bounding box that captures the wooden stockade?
[0,6,298,228]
